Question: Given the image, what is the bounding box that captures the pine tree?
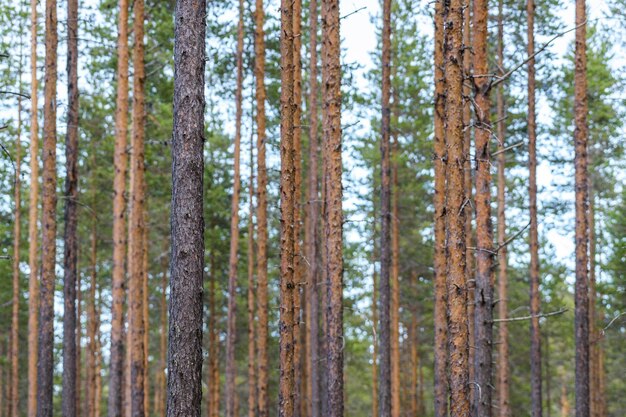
[62,0,80,412]
[108,0,130,413]
[167,0,207,414]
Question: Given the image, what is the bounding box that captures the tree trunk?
[527,3,543,417]
[87,219,98,417]
[247,130,257,417]
[496,1,510,415]
[433,1,447,416]
[129,0,147,412]
[155,247,168,417]
[409,306,419,417]
[372,252,379,417]
[574,1,589,416]
[62,0,80,412]
[109,0,130,413]
[77,255,83,417]
[167,0,206,414]
[27,0,41,413]
[37,0,58,414]
[279,0,297,413]
[292,2,304,414]
[254,1,270,415]
[444,0,470,415]
[379,0,392,415]
[321,1,343,415]
[472,0,494,414]
[208,251,221,417]
[143,212,150,416]
[390,135,400,417]
[304,1,320,415]
[560,383,570,417]
[10,84,23,417]
[226,0,244,414]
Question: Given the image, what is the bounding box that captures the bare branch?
[493,308,568,323]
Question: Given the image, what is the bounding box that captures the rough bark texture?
[304,1,320,415]
[108,0,130,413]
[496,1,510,415]
[574,1,589,416]
[129,0,147,413]
[247,132,257,417]
[527,2,542,416]
[433,1,448,416]
[443,0,470,415]
[62,0,80,412]
[292,2,304,414]
[37,0,58,414]
[321,1,343,416]
[379,0,392,415]
[254,1,270,415]
[167,0,206,414]
[10,89,22,417]
[226,1,244,414]
[472,0,494,414]
[27,0,41,413]
[279,0,297,413]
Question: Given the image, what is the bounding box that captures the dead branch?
[493,308,567,323]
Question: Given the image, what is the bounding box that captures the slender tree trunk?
[247,130,257,417]
[208,251,220,417]
[254,1,270,415]
[155,248,168,417]
[526,2,542,417]
[226,1,244,414]
[129,0,147,412]
[462,3,475,396]
[471,0,494,413]
[95,282,104,417]
[573,1,589,416]
[109,0,130,413]
[27,0,41,413]
[10,84,23,417]
[87,219,98,417]
[597,310,607,417]
[409,307,419,417]
[304,1,320,415]
[588,189,603,417]
[143,214,150,416]
[496,1,510,416]
[37,0,58,414]
[560,382,570,417]
[62,0,80,412]
[433,1,448,416]
[390,129,400,417]
[444,0,470,415]
[379,0,392,415]
[321,1,343,415]
[292,2,305,414]
[372,251,379,417]
[279,0,297,413]
[167,0,206,414]
[77,254,83,417]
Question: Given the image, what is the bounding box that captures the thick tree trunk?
[443,0,470,415]
[304,1,320,415]
[254,1,270,415]
[573,1,589,416]
[62,0,80,412]
[225,1,244,415]
[37,0,58,414]
[10,88,22,417]
[167,0,206,414]
[247,131,257,417]
[129,0,147,413]
[496,1,510,415]
[321,1,343,415]
[27,0,41,413]
[472,0,494,414]
[108,0,130,413]
[279,0,297,413]
[433,1,447,416]
[527,2,542,417]
[379,0,392,416]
